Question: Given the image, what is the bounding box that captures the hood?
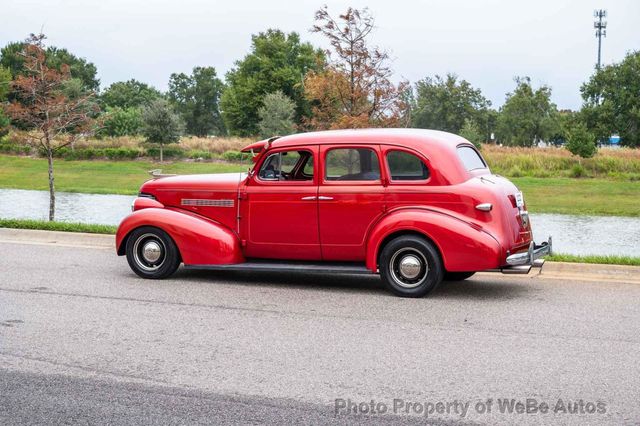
[140,172,246,195]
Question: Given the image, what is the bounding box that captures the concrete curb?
[0,227,114,249]
[1,228,639,284]
[539,261,640,285]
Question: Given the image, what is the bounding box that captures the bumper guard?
[487,236,552,275]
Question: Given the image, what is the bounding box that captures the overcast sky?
[2,0,639,110]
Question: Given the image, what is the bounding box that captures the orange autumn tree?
[304,6,409,130]
[7,34,98,221]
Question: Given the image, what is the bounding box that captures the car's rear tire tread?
[379,235,443,298]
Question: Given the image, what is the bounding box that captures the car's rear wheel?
[125,226,181,279]
[444,271,476,281]
[379,235,443,298]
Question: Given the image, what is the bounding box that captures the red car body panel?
[116,208,244,265]
[116,129,535,273]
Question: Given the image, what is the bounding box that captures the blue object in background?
[609,135,621,145]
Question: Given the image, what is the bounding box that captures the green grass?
[545,253,640,266]
[0,155,639,216]
[512,177,640,217]
[0,218,116,234]
[0,155,247,195]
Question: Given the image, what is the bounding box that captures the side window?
[325,148,381,181]
[258,150,313,181]
[386,150,430,181]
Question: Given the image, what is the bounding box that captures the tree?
[581,51,640,147]
[6,34,98,221]
[412,74,491,135]
[496,77,559,147]
[169,67,225,136]
[221,30,324,136]
[100,79,162,109]
[100,106,143,137]
[0,66,10,137]
[258,91,296,137]
[304,6,409,130]
[565,121,597,159]
[1,41,99,91]
[459,119,484,149]
[142,99,183,162]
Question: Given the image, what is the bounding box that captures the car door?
[318,145,387,261]
[242,146,321,260]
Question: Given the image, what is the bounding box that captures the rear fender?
[116,208,245,266]
[366,208,503,272]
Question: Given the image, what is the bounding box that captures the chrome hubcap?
[132,233,166,272]
[399,255,421,279]
[390,248,429,289]
[142,241,162,263]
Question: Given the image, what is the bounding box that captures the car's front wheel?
[379,235,443,298]
[125,226,181,279]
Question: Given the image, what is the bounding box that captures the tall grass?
[5,131,254,156]
[482,145,640,180]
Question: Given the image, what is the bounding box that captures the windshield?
[457,146,487,171]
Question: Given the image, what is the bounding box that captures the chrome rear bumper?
[486,236,552,275]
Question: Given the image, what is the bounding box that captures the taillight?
[507,194,517,208]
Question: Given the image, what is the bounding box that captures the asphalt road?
[1,240,639,425]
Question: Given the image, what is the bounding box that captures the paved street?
[1,237,639,425]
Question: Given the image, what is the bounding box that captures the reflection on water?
[1,188,639,256]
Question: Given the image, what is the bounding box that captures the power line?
[593,9,607,70]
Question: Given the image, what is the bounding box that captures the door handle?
[301,196,317,201]
[318,196,334,201]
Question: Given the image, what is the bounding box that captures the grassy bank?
[545,254,640,267]
[0,155,246,195]
[0,154,639,216]
[0,218,116,234]
[511,177,639,217]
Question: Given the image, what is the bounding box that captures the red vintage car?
[116,129,551,297]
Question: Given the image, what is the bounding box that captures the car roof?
[242,128,471,153]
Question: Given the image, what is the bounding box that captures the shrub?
[99,106,144,137]
[569,163,587,178]
[221,150,248,162]
[507,165,524,177]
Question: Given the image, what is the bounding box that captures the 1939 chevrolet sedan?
[116,129,551,297]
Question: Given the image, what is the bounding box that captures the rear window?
[457,146,487,171]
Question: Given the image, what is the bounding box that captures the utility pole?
[594,9,607,70]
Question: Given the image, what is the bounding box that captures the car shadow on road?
[173,268,532,300]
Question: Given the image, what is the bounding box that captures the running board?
[183,261,373,275]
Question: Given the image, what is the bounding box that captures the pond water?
[1,188,638,256]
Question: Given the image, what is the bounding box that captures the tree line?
[1,7,639,154]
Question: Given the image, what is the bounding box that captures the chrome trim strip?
[475,203,493,212]
[181,199,234,207]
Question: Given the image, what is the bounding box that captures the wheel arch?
[366,207,503,273]
[116,208,245,266]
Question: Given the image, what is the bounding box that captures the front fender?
[116,208,245,266]
[366,208,503,272]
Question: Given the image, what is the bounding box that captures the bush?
[569,163,587,178]
[99,106,144,137]
[146,145,184,159]
[221,150,248,162]
[507,165,524,177]
[188,150,214,160]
